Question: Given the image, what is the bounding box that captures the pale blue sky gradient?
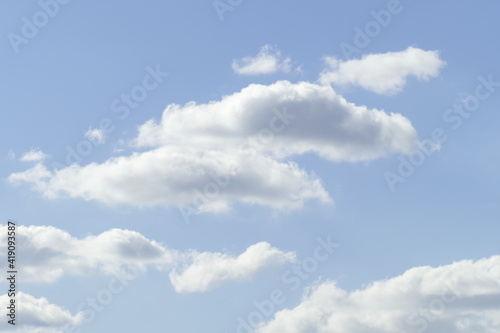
[1,1,500,332]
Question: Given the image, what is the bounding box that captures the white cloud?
[170,242,296,293]
[256,256,500,333]
[9,81,418,212]
[20,148,48,162]
[232,45,293,75]
[0,225,293,292]
[8,151,330,212]
[7,225,174,283]
[319,47,446,95]
[133,81,418,161]
[0,292,84,333]
[84,127,106,144]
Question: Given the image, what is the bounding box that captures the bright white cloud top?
[133,81,418,160]
[0,225,294,292]
[8,81,419,213]
[256,256,500,333]
[232,45,293,75]
[319,47,446,95]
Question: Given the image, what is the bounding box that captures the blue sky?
[1,1,500,332]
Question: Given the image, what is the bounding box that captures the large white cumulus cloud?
[134,80,418,160]
[9,80,418,213]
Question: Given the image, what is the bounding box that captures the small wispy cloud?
[232,45,293,75]
[84,127,106,144]
[20,148,48,162]
[319,47,446,95]
[7,149,16,160]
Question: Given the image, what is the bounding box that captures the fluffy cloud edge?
[232,45,293,75]
[0,292,84,333]
[319,46,446,95]
[255,255,500,333]
[170,242,297,293]
[19,148,48,162]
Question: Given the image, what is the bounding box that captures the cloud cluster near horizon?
[6,246,500,333]
[257,256,500,333]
